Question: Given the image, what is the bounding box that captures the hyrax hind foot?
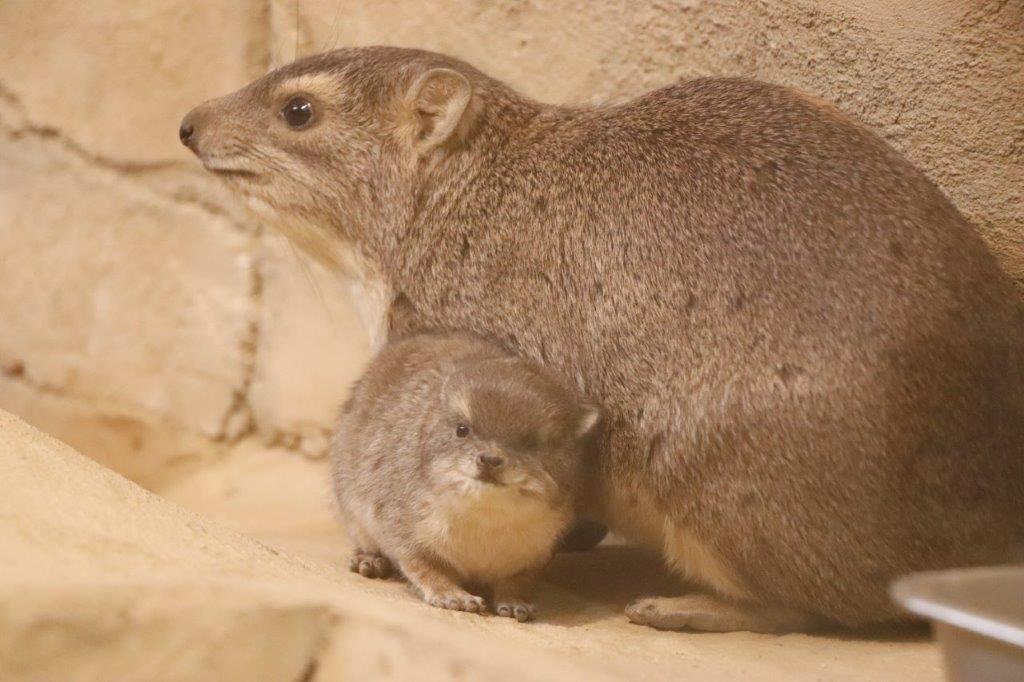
[426,590,486,614]
[626,593,814,634]
[348,552,391,579]
[495,600,536,622]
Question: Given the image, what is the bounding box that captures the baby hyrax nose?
[476,453,506,471]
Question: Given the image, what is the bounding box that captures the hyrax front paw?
[348,552,391,579]
[426,590,486,614]
[495,600,536,622]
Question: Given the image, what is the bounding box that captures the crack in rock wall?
[0,0,1020,485]
[0,0,369,481]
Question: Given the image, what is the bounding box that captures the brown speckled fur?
[183,47,1024,631]
[331,331,596,620]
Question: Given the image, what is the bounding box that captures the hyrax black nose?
[476,453,506,471]
[179,121,194,147]
[179,106,205,151]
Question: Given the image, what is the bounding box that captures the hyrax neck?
[335,246,392,352]
[381,98,552,286]
[275,96,552,351]
[261,207,395,352]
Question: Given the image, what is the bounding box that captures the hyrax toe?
[624,597,661,626]
[428,592,486,614]
[369,555,391,577]
[496,601,536,622]
[349,552,391,579]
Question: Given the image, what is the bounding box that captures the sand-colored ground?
[1,409,944,681]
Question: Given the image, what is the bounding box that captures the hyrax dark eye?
[455,424,470,438]
[281,97,313,128]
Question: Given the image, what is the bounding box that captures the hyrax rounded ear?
[402,68,476,154]
[574,404,601,440]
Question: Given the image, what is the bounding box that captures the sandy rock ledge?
[0,409,611,682]
[0,409,943,681]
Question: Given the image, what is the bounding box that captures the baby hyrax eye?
[455,423,470,438]
[281,96,314,129]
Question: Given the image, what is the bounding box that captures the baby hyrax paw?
[426,590,486,614]
[495,600,536,623]
[348,552,391,579]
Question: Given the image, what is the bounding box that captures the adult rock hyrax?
[182,46,1024,632]
[331,331,598,621]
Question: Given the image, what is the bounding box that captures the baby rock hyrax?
[330,332,598,621]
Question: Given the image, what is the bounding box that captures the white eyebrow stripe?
[451,391,472,422]
[274,73,341,99]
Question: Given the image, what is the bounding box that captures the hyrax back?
[330,332,597,621]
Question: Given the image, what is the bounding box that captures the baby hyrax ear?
[404,68,475,154]
[574,404,601,440]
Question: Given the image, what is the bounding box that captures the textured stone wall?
[0,0,368,482]
[0,0,1020,482]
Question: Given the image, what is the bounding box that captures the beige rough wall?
[0,0,1021,482]
[0,0,369,483]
